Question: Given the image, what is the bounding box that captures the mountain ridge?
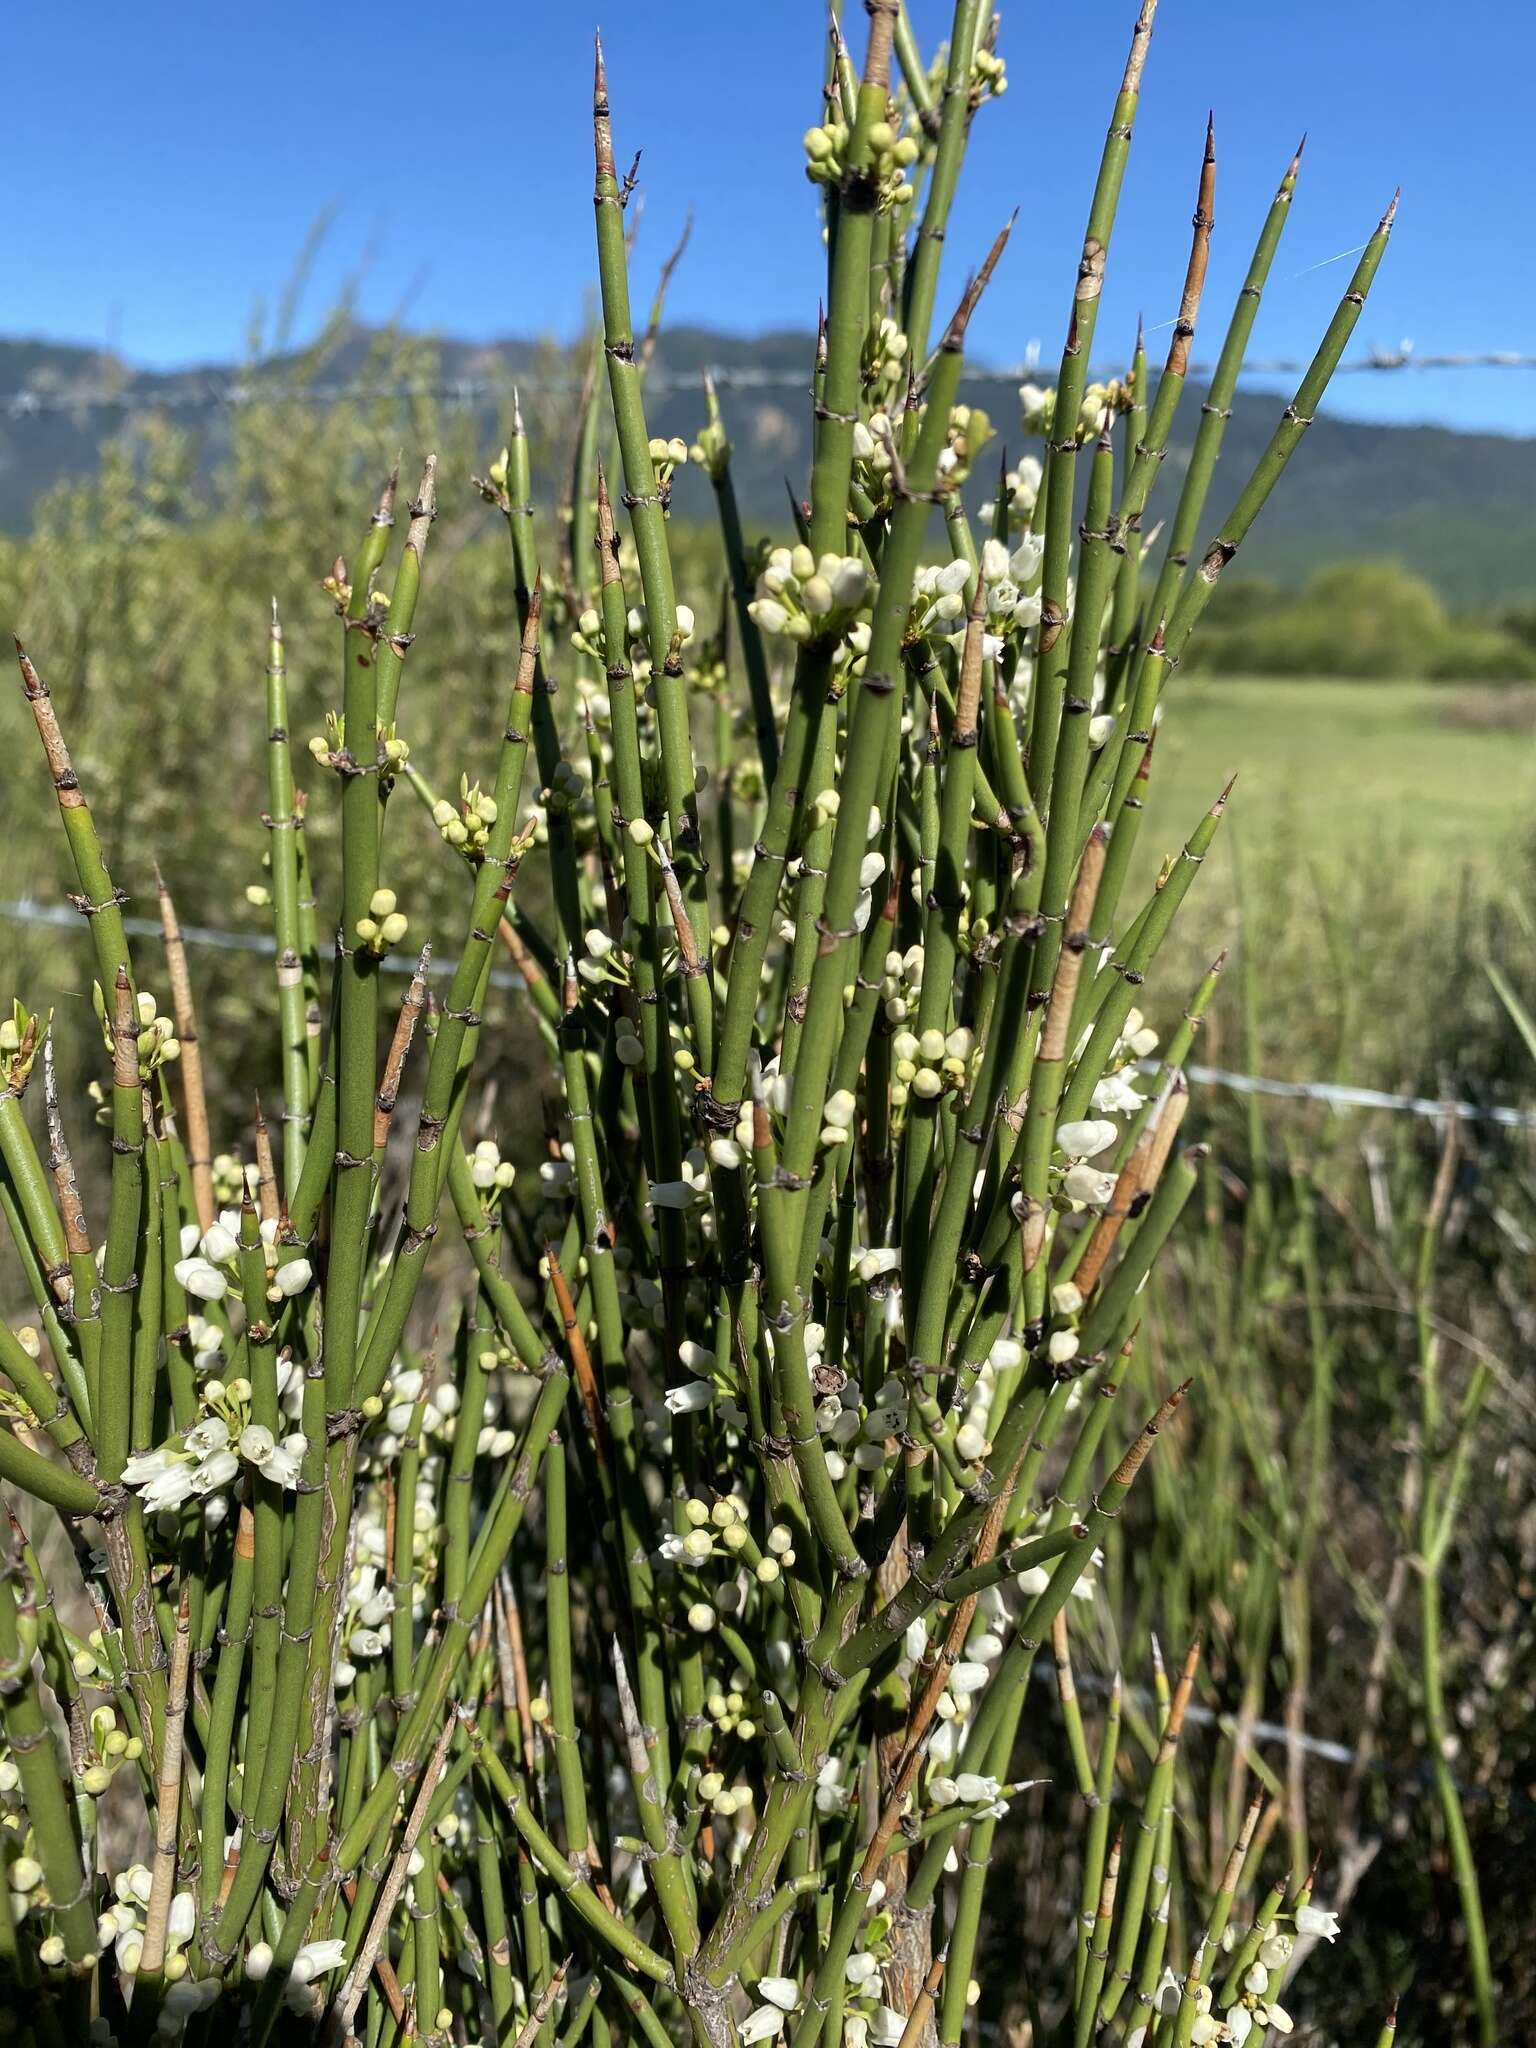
[1,328,1530,606]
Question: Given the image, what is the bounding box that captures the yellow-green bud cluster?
[307,707,346,768]
[687,408,731,481]
[748,545,873,644]
[74,1704,144,1799]
[890,1024,975,1108]
[355,887,408,955]
[0,1000,47,1091]
[432,776,499,857]
[647,435,690,498]
[545,760,592,824]
[803,118,919,214]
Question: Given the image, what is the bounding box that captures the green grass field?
[1147,677,1536,879]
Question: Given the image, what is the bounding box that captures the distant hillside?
[1,328,1532,606]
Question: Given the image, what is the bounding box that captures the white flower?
[1009,533,1044,581]
[166,1890,195,1950]
[1226,2013,1254,2047]
[1091,1070,1143,1116]
[1016,1564,1049,1596]
[264,1434,308,1488]
[949,1661,989,1696]
[955,1773,1000,1803]
[1064,1163,1116,1208]
[194,1449,240,1494]
[664,1381,714,1416]
[649,1179,701,1210]
[1266,2004,1294,2036]
[1047,1330,1080,1366]
[239,1424,275,1466]
[1057,1118,1117,1159]
[814,1758,850,1815]
[980,537,1011,583]
[122,1448,198,1513]
[290,1937,348,1984]
[1154,1969,1181,2017]
[1295,1904,1340,1942]
[184,1417,229,1460]
[869,2008,906,2046]
[845,1952,879,1988]
[758,1977,800,2013]
[955,1422,988,1463]
[269,1257,313,1299]
[740,2007,787,2043]
[173,1257,228,1302]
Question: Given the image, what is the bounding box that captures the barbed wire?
[3,896,1530,1130]
[1,347,1533,420]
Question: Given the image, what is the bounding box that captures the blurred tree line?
[1184,556,1536,681]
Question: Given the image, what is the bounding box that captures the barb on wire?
[2,348,1533,420]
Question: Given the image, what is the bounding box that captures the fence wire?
[2,347,1534,420]
[3,896,1531,1130]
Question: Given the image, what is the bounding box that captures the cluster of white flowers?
[247,1932,351,2012]
[861,316,912,403]
[1134,1908,1338,2047]
[748,546,873,644]
[571,599,696,670]
[910,557,971,637]
[877,943,924,1027]
[978,533,1045,651]
[952,1336,1024,1466]
[92,984,180,1080]
[466,1136,517,1198]
[1087,1006,1161,1119]
[1019,376,1129,443]
[431,775,499,856]
[368,1364,463,1470]
[335,1562,395,1685]
[123,1403,308,1517]
[914,1589,1012,1770]
[1056,1116,1122,1211]
[89,1867,196,1979]
[978,453,1044,528]
[172,1210,313,1309]
[645,1145,711,1218]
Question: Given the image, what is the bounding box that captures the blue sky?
[5,1,1529,435]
